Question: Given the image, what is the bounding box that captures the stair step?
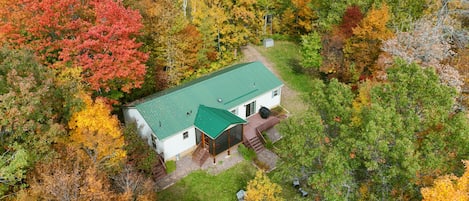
[247,137,265,153]
[192,145,210,166]
[153,165,167,180]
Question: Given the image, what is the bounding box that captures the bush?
[165,160,176,174]
[238,144,256,161]
[123,123,159,177]
[262,132,274,150]
[253,158,270,171]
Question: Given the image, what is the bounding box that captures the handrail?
[158,153,166,170]
[256,129,267,144]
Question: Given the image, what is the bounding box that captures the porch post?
[212,138,216,164]
[201,134,205,149]
[242,125,245,144]
[227,129,231,155]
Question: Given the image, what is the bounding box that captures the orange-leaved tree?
[344,3,393,82]
[0,0,148,94]
[68,93,125,167]
[20,145,116,200]
[421,160,469,201]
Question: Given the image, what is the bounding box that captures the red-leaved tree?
[339,6,364,38]
[0,0,148,93]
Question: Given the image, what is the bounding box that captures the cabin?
[123,62,283,165]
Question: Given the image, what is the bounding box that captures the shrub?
[238,144,256,161]
[253,158,270,171]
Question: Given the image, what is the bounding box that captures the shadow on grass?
[288,58,304,74]
[288,58,322,78]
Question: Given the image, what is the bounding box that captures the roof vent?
[217,98,223,103]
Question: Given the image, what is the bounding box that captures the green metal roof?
[130,62,283,140]
[194,105,246,139]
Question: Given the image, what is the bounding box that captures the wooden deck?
[243,113,280,146]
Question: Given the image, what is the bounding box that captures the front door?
[245,101,256,117]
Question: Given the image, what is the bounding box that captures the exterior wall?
[161,126,197,160]
[124,85,282,161]
[123,108,160,151]
[230,86,282,119]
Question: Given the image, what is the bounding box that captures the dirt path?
[240,45,308,116]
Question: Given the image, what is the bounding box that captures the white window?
[272,89,279,98]
[151,134,157,149]
[183,131,189,139]
[245,101,256,117]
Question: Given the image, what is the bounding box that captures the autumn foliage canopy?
[0,0,148,93]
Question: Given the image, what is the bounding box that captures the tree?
[0,0,148,94]
[339,6,364,38]
[22,145,115,201]
[0,145,30,197]
[245,170,284,201]
[421,160,469,201]
[319,5,363,80]
[123,123,159,179]
[68,93,126,167]
[300,32,322,69]
[382,17,464,92]
[0,48,61,152]
[344,3,393,82]
[126,0,202,88]
[192,0,259,64]
[276,60,469,199]
[0,48,66,197]
[277,79,356,200]
[112,165,157,201]
[277,0,317,35]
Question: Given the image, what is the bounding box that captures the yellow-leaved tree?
[421,160,469,201]
[68,93,125,167]
[245,170,284,201]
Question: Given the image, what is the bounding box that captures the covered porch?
[193,105,246,165]
[192,105,282,165]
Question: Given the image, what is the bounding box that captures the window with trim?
[245,101,256,117]
[151,134,157,149]
[272,89,279,98]
[183,131,189,139]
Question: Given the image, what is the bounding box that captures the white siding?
[123,108,161,152]
[161,126,197,160]
[235,87,282,119]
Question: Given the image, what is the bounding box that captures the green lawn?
[158,161,256,201]
[255,41,315,94]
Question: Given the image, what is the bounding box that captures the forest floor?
[240,44,308,116]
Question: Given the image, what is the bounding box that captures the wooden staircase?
[192,145,210,166]
[245,135,265,153]
[153,154,167,180]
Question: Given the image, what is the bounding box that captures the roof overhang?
[194,105,246,139]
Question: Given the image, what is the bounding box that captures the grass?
[165,160,176,174]
[255,41,316,94]
[238,144,256,161]
[158,161,256,201]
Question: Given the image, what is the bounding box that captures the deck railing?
[254,117,280,144]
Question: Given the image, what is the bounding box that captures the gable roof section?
[194,105,246,139]
[130,62,283,140]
